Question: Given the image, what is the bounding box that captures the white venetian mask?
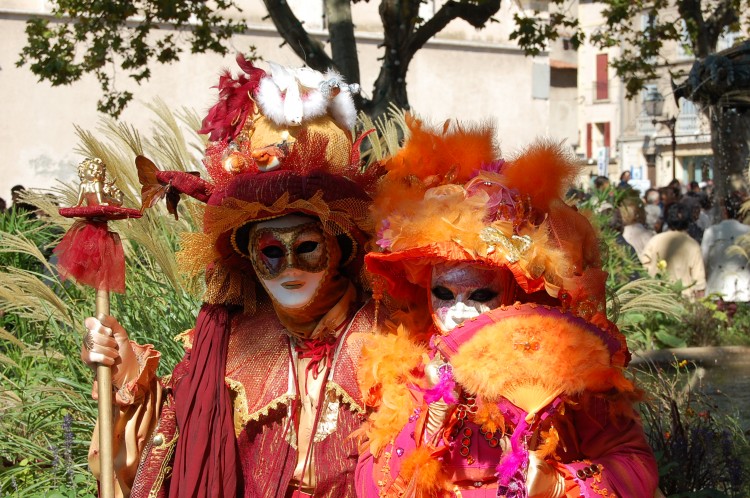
[430,262,514,333]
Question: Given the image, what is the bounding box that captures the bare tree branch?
[406,0,501,59]
[325,0,360,85]
[262,0,335,72]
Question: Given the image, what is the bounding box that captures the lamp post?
[643,87,678,181]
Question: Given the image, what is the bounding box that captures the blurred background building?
[0,0,742,200]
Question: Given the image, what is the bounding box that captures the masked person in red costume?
[355,118,658,497]
[81,56,381,498]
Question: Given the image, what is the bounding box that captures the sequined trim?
[146,428,179,498]
[173,329,193,349]
[327,381,365,414]
[226,376,296,437]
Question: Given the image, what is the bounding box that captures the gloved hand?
[526,451,566,498]
[425,399,452,437]
[81,315,139,389]
[424,356,459,438]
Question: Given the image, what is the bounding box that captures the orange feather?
[504,141,581,211]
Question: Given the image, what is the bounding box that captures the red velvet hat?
[141,55,379,312]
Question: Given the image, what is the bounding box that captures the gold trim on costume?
[146,428,179,498]
[226,376,296,437]
[173,329,194,349]
[327,381,365,414]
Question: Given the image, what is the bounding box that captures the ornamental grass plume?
[0,102,411,496]
[0,101,206,496]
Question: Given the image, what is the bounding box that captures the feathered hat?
[139,55,378,313]
[366,117,625,360]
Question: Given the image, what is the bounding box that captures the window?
[601,122,611,148]
[586,122,610,158]
[595,54,608,101]
[640,13,658,64]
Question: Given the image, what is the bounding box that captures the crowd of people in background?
[0,184,37,217]
[583,173,750,311]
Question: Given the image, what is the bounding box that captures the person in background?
[620,197,655,263]
[644,188,662,232]
[658,185,681,232]
[688,180,701,196]
[682,196,705,243]
[592,176,614,213]
[642,203,706,300]
[0,197,6,214]
[668,178,685,197]
[618,170,631,189]
[593,175,610,192]
[702,192,750,303]
[10,184,36,217]
[696,193,713,231]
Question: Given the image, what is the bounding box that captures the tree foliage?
[17,0,576,118]
[18,0,247,116]
[590,0,746,99]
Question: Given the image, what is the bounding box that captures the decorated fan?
[441,304,633,497]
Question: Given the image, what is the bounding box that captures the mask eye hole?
[431,286,455,301]
[295,241,319,254]
[468,288,499,303]
[261,245,285,259]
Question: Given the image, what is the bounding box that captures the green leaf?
[654,330,687,348]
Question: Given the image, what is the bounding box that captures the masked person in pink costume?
[355,118,658,497]
[81,56,381,498]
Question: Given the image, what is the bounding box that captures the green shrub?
[636,361,750,497]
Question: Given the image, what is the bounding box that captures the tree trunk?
[363,55,410,118]
[325,0,360,86]
[709,106,750,215]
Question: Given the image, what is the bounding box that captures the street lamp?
[643,87,677,181]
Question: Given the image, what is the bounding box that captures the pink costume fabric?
[353,119,658,497]
[356,376,657,497]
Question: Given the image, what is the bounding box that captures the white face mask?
[430,263,512,333]
[250,215,329,310]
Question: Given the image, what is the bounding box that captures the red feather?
[198,54,266,142]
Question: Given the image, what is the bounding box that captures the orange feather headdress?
[366,117,609,327]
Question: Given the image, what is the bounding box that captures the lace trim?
[327,381,365,414]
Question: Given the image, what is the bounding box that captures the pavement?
[630,346,750,368]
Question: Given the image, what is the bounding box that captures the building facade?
[1,0,574,201]
[574,1,741,193]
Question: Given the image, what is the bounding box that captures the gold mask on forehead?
[249,222,329,279]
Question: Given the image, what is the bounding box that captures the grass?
[0,102,204,496]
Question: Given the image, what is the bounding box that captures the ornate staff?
[53,158,142,498]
